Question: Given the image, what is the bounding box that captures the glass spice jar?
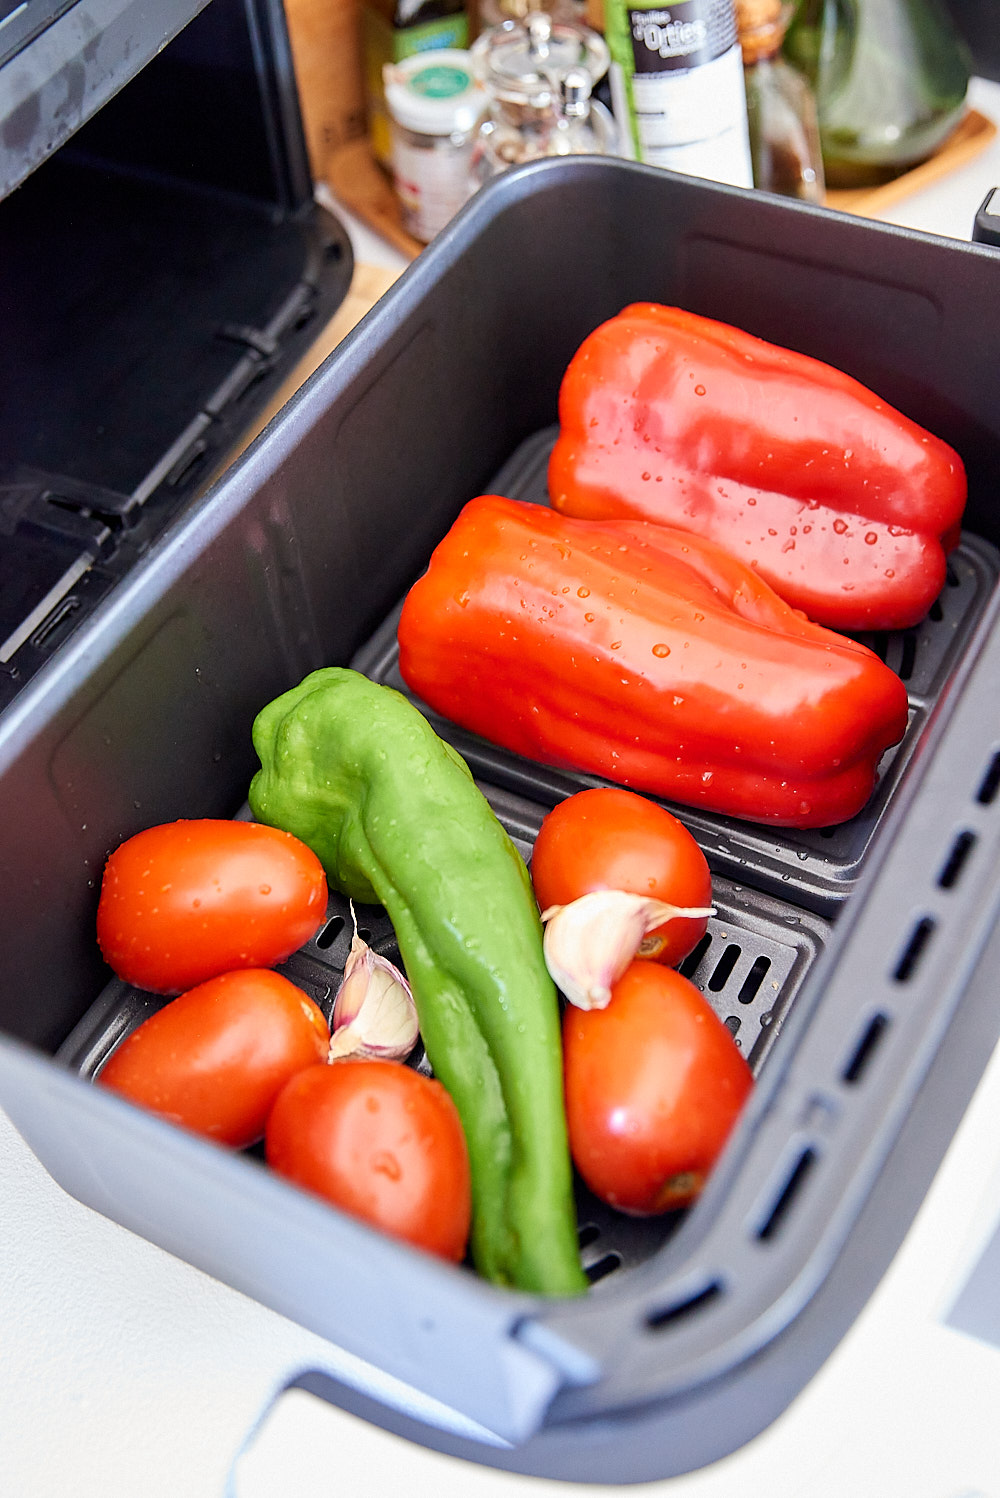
[470,12,617,179]
[736,0,825,201]
[383,50,487,243]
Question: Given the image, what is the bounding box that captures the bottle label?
[363,7,470,164]
[606,0,753,187]
[392,14,469,59]
[629,0,736,72]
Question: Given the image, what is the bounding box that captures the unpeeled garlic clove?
[329,912,419,1062]
[541,889,714,1011]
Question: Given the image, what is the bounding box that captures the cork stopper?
[735,0,789,63]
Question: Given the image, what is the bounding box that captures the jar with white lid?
[383,51,487,243]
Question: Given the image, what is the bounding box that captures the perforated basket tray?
[57,781,830,1286]
[353,426,1000,915]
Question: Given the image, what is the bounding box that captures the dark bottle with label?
[604,0,753,186]
[364,0,471,165]
[783,0,971,187]
[738,0,824,200]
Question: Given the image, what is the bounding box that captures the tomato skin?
[563,961,753,1214]
[530,788,712,967]
[266,1060,472,1263]
[97,969,331,1148]
[97,819,328,994]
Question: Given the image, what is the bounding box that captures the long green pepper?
[249,667,586,1296]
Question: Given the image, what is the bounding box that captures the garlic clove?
[329,911,419,1062]
[541,889,714,1011]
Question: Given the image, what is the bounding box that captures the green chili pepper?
[249,667,586,1296]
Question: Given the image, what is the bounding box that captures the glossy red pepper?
[397,495,910,828]
[548,303,967,632]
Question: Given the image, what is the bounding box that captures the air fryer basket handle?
[973,187,1000,246]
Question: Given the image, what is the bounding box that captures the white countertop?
[4,76,1000,1498]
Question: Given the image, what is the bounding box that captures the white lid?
[383,51,485,136]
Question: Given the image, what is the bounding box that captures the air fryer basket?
[1,159,1000,1483]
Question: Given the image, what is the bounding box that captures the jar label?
[391,133,475,243]
[407,63,473,98]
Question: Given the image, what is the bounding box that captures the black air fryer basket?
[2,159,1000,1483]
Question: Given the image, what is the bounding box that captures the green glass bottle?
[784,0,972,187]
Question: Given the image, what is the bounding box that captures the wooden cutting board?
[823,108,997,218]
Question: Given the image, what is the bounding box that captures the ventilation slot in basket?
[707,943,741,992]
[897,631,918,682]
[678,932,712,979]
[645,1280,722,1332]
[738,954,771,1004]
[585,1252,623,1285]
[893,916,936,983]
[937,830,977,890]
[756,1147,818,1242]
[315,914,345,950]
[841,1012,890,1085]
[976,749,1000,806]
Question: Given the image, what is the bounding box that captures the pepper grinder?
[470,11,616,177]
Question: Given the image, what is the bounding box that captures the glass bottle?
[602,0,754,189]
[783,0,971,187]
[737,0,825,201]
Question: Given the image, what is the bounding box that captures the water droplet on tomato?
[652,643,670,658]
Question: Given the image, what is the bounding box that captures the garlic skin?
[541,890,715,1011]
[329,918,419,1062]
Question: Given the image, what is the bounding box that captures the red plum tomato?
[530,788,712,967]
[563,961,753,1214]
[266,1060,472,1263]
[96,819,328,993]
[97,969,331,1149]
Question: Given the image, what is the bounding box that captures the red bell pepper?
[548,303,967,632]
[397,495,910,829]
